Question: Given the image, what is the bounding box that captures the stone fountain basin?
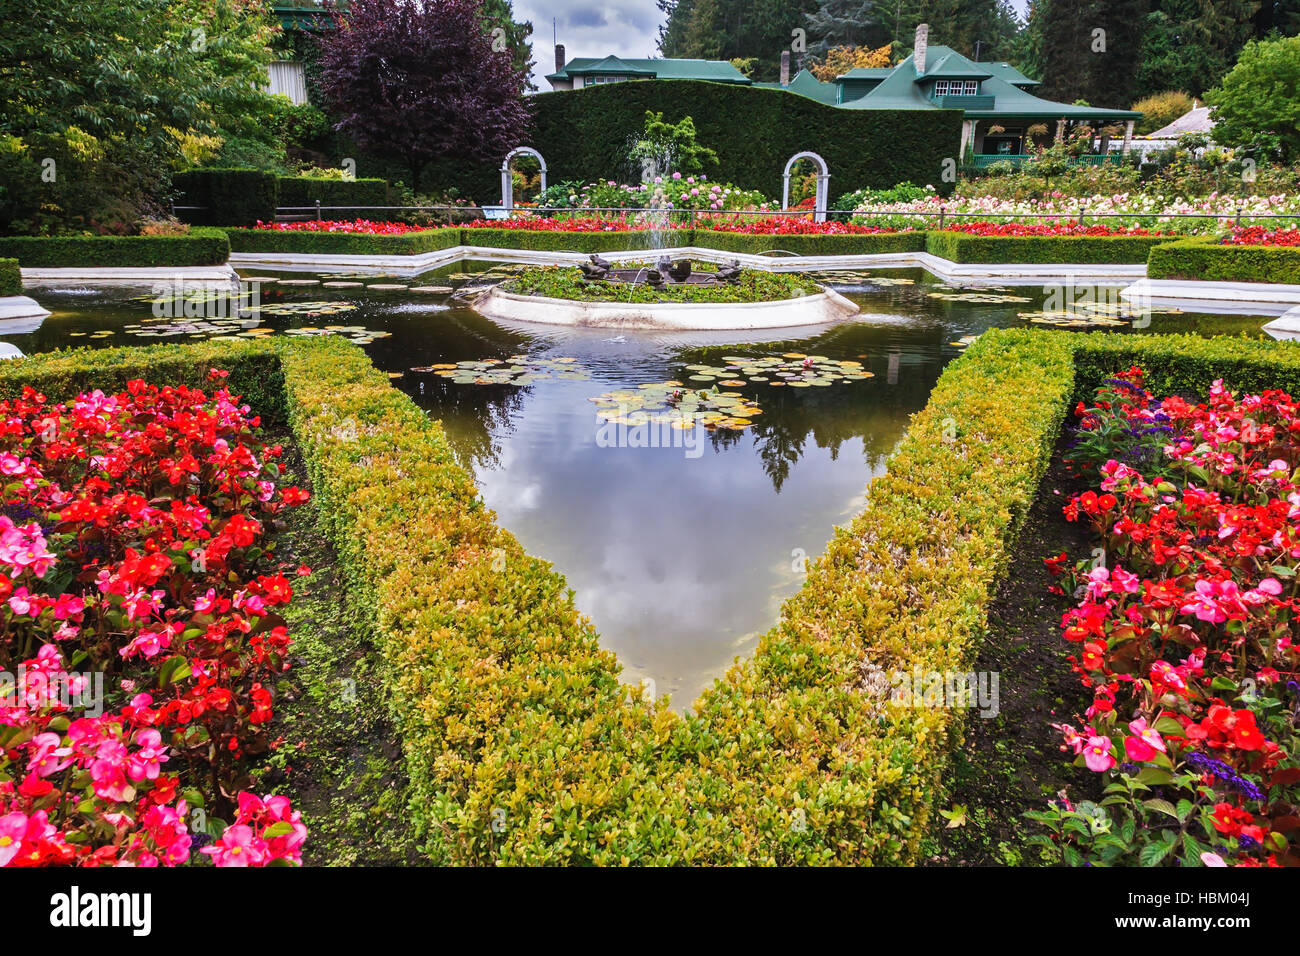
[471,284,861,331]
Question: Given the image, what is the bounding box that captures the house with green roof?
[545,53,752,91]
[833,29,1139,166]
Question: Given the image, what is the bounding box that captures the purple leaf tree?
[317,0,532,192]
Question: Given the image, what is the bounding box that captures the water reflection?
[5,264,1274,709]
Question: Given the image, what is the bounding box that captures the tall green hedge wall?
[172,169,278,228]
[0,258,20,297]
[525,82,962,203]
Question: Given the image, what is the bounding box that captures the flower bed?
[253,220,428,235]
[940,221,1167,238]
[1146,236,1300,285]
[0,370,307,866]
[537,174,770,213]
[1223,227,1300,247]
[225,225,460,256]
[851,193,1300,235]
[698,216,905,235]
[925,230,1169,265]
[1033,368,1300,867]
[499,264,821,304]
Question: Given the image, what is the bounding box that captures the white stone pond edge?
[471,284,862,331]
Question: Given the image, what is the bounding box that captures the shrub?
[0,258,19,296]
[1146,235,1300,284]
[172,169,279,227]
[462,226,690,252]
[225,226,459,256]
[925,231,1167,264]
[501,265,821,303]
[0,229,230,267]
[1130,91,1195,135]
[276,177,389,218]
[694,228,926,256]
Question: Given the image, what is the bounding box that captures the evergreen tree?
[1037,0,1150,107]
[805,1,889,56]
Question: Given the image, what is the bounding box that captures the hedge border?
[0,258,19,297]
[461,226,693,253]
[172,169,278,228]
[924,231,1169,265]
[0,229,231,268]
[7,330,1300,865]
[1146,235,1300,285]
[225,226,460,256]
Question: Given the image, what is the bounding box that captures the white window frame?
[934,80,949,96]
[963,80,979,95]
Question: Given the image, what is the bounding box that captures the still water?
[5,263,1271,707]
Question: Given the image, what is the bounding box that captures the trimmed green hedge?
[462,227,690,252]
[277,177,389,217]
[0,229,231,268]
[695,229,927,257]
[0,258,19,297]
[173,169,278,227]
[1071,331,1300,398]
[925,231,1168,265]
[1146,236,1300,284]
[226,226,460,256]
[12,331,1300,865]
[528,82,962,203]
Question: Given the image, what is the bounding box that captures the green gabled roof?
[546,56,751,85]
[754,69,840,105]
[842,46,1139,119]
[983,61,1040,87]
[835,67,893,80]
[915,51,992,81]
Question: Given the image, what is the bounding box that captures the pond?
[5,263,1273,708]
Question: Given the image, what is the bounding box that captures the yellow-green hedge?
[8,331,1296,864]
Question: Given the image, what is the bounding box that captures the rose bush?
[0,372,308,866]
[1031,368,1300,867]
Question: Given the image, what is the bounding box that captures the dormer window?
[935,79,979,97]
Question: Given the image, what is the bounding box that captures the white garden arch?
[782,151,830,223]
[500,147,548,211]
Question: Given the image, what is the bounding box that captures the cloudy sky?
[518,0,1032,89]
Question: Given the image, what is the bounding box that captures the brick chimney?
[555,44,566,74]
[913,24,929,75]
[780,50,791,85]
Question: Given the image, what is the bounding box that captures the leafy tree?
[1205,34,1300,163]
[630,112,719,175]
[809,43,894,81]
[885,0,1022,61]
[658,0,821,80]
[805,1,888,56]
[316,0,532,191]
[0,0,279,233]
[1129,90,1194,134]
[480,0,536,91]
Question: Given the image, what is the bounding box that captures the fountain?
[471,254,860,331]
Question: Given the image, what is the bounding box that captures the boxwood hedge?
[0,258,19,297]
[695,229,927,257]
[0,229,231,268]
[1146,235,1300,285]
[226,226,461,256]
[172,169,278,227]
[3,330,1298,864]
[277,176,390,217]
[461,226,692,252]
[925,231,1168,265]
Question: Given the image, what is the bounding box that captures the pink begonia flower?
[1180,579,1228,623]
[1084,566,1112,600]
[1110,566,1140,594]
[1122,718,1167,761]
[1200,852,1227,867]
[127,728,168,782]
[0,810,50,866]
[200,824,269,867]
[28,732,74,777]
[1083,735,1116,772]
[90,740,133,802]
